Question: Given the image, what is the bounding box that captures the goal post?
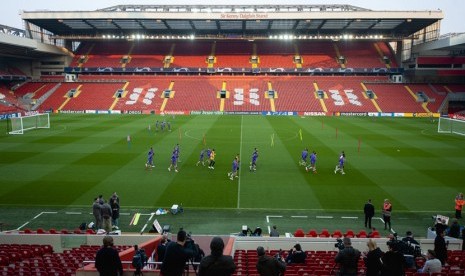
[438,117,465,136]
[8,113,50,135]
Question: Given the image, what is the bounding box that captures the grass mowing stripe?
[237,115,243,209]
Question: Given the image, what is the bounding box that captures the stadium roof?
[21,5,443,40]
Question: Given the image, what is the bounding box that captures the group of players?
[145,144,345,177]
[300,148,346,175]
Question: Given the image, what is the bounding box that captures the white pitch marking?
[291,216,308,218]
[341,216,358,219]
[120,213,130,215]
[316,216,333,219]
[18,212,58,230]
[66,212,82,215]
[140,213,156,234]
[17,221,31,230]
[266,215,283,223]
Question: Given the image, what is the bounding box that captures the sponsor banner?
[380,113,394,117]
[86,110,96,114]
[0,112,20,120]
[142,110,153,115]
[367,112,379,117]
[223,111,261,115]
[190,111,224,115]
[339,112,368,117]
[59,110,85,114]
[262,111,297,116]
[451,114,465,121]
[161,110,187,115]
[300,111,327,116]
[96,110,110,114]
[393,113,405,117]
[413,113,434,118]
[24,111,39,116]
[126,110,143,114]
[404,113,414,118]
[110,110,121,114]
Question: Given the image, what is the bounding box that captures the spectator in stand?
[95,236,123,276]
[270,225,280,237]
[363,239,383,276]
[92,198,102,230]
[286,243,306,264]
[462,228,465,251]
[256,246,286,276]
[455,193,465,219]
[418,249,442,274]
[198,237,236,276]
[335,237,361,276]
[434,229,448,265]
[160,230,194,276]
[380,240,406,276]
[448,219,461,238]
[402,231,419,245]
[156,234,170,262]
[364,199,375,229]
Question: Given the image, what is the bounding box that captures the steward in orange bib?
[455,193,464,219]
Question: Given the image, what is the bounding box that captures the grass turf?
[0,114,464,237]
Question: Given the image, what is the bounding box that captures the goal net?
[438,117,465,136]
[8,113,50,135]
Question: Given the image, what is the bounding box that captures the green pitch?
[0,114,464,236]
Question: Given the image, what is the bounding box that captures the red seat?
[49,229,58,234]
[332,230,343,238]
[0,255,9,266]
[344,230,355,238]
[36,228,46,234]
[356,230,367,238]
[306,229,318,237]
[319,229,330,238]
[294,228,305,237]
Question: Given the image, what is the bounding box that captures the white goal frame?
[8,113,50,135]
[437,117,465,136]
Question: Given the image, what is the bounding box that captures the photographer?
[334,237,361,276]
[380,240,406,276]
[198,237,236,276]
[285,243,306,264]
[256,246,286,276]
[160,230,195,276]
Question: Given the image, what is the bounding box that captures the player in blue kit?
[306,151,317,173]
[299,148,309,166]
[250,149,258,172]
[334,151,346,175]
[228,157,239,180]
[145,147,155,169]
[168,150,178,173]
[196,149,206,166]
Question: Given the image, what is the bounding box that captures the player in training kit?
[146,147,155,169]
[155,120,159,132]
[228,157,239,180]
[250,149,258,172]
[306,151,317,173]
[334,151,346,175]
[235,153,240,178]
[196,149,206,166]
[208,149,216,169]
[300,148,309,166]
[168,149,179,172]
[174,144,181,162]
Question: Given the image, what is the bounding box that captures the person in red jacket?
[455,193,464,219]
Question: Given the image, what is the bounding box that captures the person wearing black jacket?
[198,237,236,276]
[285,243,306,264]
[335,238,361,276]
[364,199,375,229]
[161,230,194,276]
[256,246,286,276]
[380,241,406,276]
[434,229,448,265]
[95,236,123,276]
[363,239,383,276]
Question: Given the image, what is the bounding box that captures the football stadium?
[0,3,465,276]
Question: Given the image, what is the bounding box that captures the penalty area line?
[17,211,58,230]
